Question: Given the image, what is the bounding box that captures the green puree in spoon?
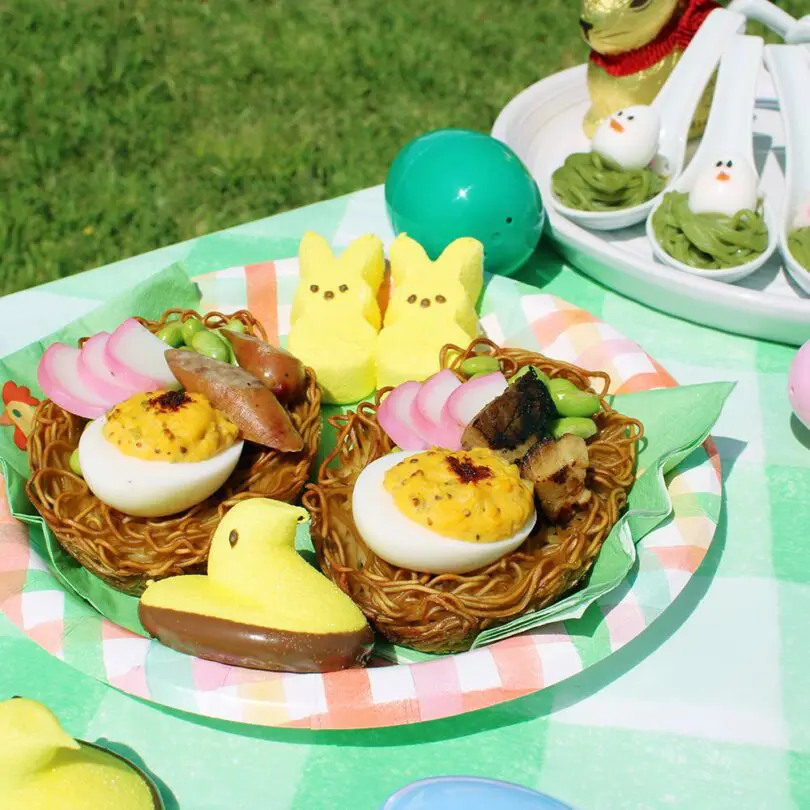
[652,191,769,270]
[552,152,665,212]
[788,227,810,272]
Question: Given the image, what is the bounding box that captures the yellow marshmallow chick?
[0,698,158,810]
[376,234,483,389]
[288,231,385,404]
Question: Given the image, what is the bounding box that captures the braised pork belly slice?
[461,368,556,463]
[520,434,592,523]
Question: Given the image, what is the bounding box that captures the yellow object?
[288,231,385,404]
[376,234,483,389]
[581,0,713,140]
[0,698,155,810]
[383,448,534,543]
[103,390,238,463]
[141,499,368,635]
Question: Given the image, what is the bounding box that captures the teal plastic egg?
[385,129,545,277]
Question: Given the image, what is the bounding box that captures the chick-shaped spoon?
[646,33,777,283]
[765,44,810,293]
[0,697,162,810]
[550,7,746,231]
[728,0,810,51]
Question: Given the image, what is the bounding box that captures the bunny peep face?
[376,234,484,390]
[385,235,482,337]
[591,105,660,170]
[290,232,385,330]
[688,154,759,218]
[580,0,680,55]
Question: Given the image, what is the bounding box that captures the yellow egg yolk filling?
[103,390,238,463]
[384,448,534,543]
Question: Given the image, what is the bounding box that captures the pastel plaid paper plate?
[0,259,722,730]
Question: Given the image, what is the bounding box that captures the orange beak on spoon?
[609,118,625,134]
[716,171,731,181]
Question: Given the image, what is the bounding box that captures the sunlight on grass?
[1,0,804,293]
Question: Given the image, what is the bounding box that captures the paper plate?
[0,260,722,730]
[491,64,810,347]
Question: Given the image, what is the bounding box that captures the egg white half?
[79,416,243,518]
[351,450,537,575]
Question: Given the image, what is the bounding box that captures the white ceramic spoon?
[646,34,778,284]
[765,44,810,295]
[728,0,810,48]
[550,8,746,232]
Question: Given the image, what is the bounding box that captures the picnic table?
[1,186,807,810]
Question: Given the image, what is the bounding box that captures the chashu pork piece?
[520,434,592,523]
[461,368,556,463]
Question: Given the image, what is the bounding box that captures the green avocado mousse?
[552,104,665,212]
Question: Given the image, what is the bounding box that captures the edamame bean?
[509,365,550,386]
[181,317,205,346]
[551,417,598,440]
[190,329,230,363]
[546,377,578,396]
[223,318,247,334]
[69,448,82,477]
[216,329,239,365]
[553,390,601,418]
[459,355,501,378]
[156,322,185,348]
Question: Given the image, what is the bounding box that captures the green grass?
[1,1,804,295]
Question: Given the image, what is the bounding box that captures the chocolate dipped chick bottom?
[138,498,374,674]
[139,606,373,673]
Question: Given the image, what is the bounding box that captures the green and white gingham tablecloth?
[1,186,808,810]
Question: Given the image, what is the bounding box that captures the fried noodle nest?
[26,309,322,596]
[303,338,643,653]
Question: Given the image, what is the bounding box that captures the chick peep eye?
[726,160,733,168]
[616,110,624,118]
[407,294,417,304]
[628,115,635,121]
[339,284,348,293]
[310,284,319,293]
[715,160,723,168]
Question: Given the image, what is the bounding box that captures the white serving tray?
[492,64,810,346]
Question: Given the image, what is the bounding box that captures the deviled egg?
[79,390,243,517]
[352,448,536,574]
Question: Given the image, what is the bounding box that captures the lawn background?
[1,0,805,295]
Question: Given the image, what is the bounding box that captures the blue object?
[385,129,545,278]
[381,776,574,810]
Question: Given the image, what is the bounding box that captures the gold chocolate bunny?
[580,0,719,139]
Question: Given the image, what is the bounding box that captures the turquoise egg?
[385,129,545,277]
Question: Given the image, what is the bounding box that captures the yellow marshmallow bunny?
[288,231,385,404]
[376,234,483,389]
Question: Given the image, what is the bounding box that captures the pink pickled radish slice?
[105,318,180,390]
[445,372,509,427]
[411,370,464,449]
[377,381,430,451]
[38,343,110,419]
[78,332,141,403]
